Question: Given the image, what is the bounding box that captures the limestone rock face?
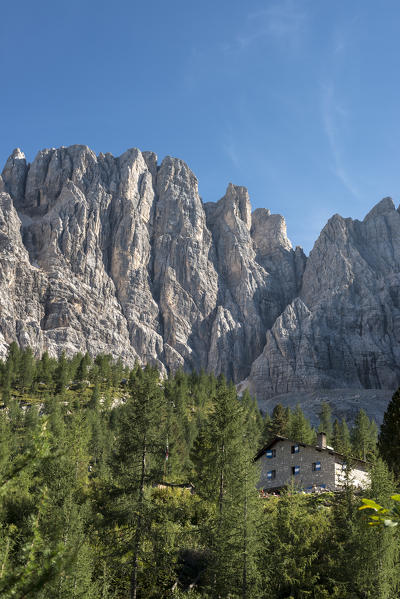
[244,197,400,401]
[1,144,400,416]
[0,145,300,378]
[204,186,306,380]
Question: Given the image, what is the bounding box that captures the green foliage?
[0,344,396,598]
[262,485,331,598]
[353,461,400,599]
[318,402,333,444]
[191,377,263,598]
[332,418,352,454]
[76,351,92,386]
[0,418,76,598]
[360,495,400,527]
[241,389,263,450]
[36,351,56,388]
[379,387,400,477]
[18,347,36,392]
[289,403,315,444]
[264,403,291,440]
[351,409,378,461]
[55,351,69,395]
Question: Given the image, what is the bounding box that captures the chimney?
[317,432,327,449]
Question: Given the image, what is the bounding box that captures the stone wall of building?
[258,439,336,491]
[258,439,369,492]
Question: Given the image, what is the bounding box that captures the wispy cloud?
[218,0,308,55]
[238,0,307,49]
[321,82,360,198]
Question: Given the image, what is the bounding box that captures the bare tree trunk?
[130,437,147,599]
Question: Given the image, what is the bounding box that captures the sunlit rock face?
[0,145,302,378]
[1,144,400,417]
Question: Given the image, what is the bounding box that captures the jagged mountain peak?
[0,144,301,384]
[251,207,292,254]
[9,147,26,161]
[364,196,396,220]
[0,144,399,422]
[244,193,400,409]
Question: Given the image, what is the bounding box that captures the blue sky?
[1,0,400,253]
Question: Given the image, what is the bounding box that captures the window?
[312,462,321,471]
[266,449,276,458]
[267,470,276,481]
[291,444,299,454]
[292,466,300,475]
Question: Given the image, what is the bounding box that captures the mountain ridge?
[1,144,399,418]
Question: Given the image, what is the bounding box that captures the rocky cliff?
[1,144,399,416]
[243,197,400,400]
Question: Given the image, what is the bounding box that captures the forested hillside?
[0,346,399,598]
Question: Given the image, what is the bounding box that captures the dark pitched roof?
[254,435,287,461]
[254,435,368,466]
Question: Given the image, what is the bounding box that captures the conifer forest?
[1,344,400,598]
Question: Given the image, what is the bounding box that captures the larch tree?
[110,364,167,599]
[192,378,262,598]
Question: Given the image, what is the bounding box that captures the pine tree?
[340,419,352,455]
[37,403,97,598]
[18,347,36,393]
[332,418,352,455]
[191,378,262,598]
[267,404,291,439]
[36,351,55,388]
[318,402,333,444]
[261,410,272,444]
[1,342,20,405]
[263,487,330,598]
[241,390,263,451]
[109,365,167,599]
[76,352,91,386]
[55,352,69,395]
[289,404,314,444]
[111,357,124,388]
[378,387,400,477]
[348,458,400,599]
[322,464,360,598]
[332,418,341,452]
[89,379,101,409]
[351,409,377,461]
[94,354,113,384]
[1,364,11,406]
[0,414,77,599]
[164,370,193,481]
